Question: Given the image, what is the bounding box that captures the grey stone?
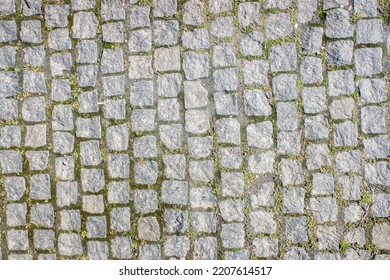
[190,186,216,209]
[0,0,15,15]
[106,124,129,151]
[138,216,160,241]
[354,0,378,17]
[266,13,292,39]
[87,241,109,260]
[128,29,152,53]
[184,80,208,109]
[304,115,329,140]
[110,207,131,233]
[325,8,353,39]
[101,0,125,21]
[7,230,28,251]
[77,65,97,87]
[130,80,153,106]
[0,71,18,97]
[183,51,209,80]
[238,2,260,28]
[58,233,82,256]
[23,70,47,93]
[216,118,240,145]
[361,106,386,134]
[374,254,390,260]
[153,0,176,17]
[103,75,125,97]
[55,156,74,181]
[188,137,213,159]
[219,147,243,169]
[4,177,25,201]
[355,48,382,76]
[312,173,335,195]
[0,46,15,68]
[285,216,308,244]
[247,121,273,149]
[250,209,277,234]
[191,212,217,233]
[76,117,101,139]
[213,43,236,67]
[128,56,153,79]
[153,20,179,46]
[358,78,387,104]
[0,151,22,174]
[164,209,188,234]
[31,203,54,227]
[301,27,323,54]
[273,74,298,101]
[76,40,97,63]
[77,92,100,115]
[159,124,182,150]
[363,135,390,159]
[163,154,185,180]
[0,21,17,43]
[164,236,190,258]
[34,230,54,250]
[129,5,150,28]
[111,237,132,259]
[87,216,107,238]
[157,73,181,97]
[0,98,18,120]
[330,98,355,119]
[328,70,354,96]
[72,12,98,39]
[82,195,104,214]
[270,43,297,72]
[327,40,354,66]
[297,0,318,24]
[101,49,124,74]
[45,5,69,27]
[344,203,364,223]
[8,254,32,260]
[210,17,233,38]
[138,244,161,260]
[53,132,73,154]
[213,67,239,92]
[372,223,390,250]
[131,109,155,132]
[284,247,309,260]
[248,151,275,174]
[103,99,126,120]
[309,197,338,223]
[182,28,209,50]
[134,161,158,184]
[50,52,72,76]
[108,154,130,179]
[243,60,268,85]
[283,187,305,213]
[134,189,158,213]
[52,79,71,102]
[52,105,73,131]
[221,223,245,248]
[277,131,301,155]
[300,57,323,84]
[194,237,217,260]
[108,181,130,204]
[22,97,45,122]
[189,160,214,183]
[344,249,372,260]
[6,203,27,226]
[209,0,232,13]
[317,225,339,250]
[48,29,71,50]
[20,20,42,43]
[0,125,21,148]
[185,110,210,134]
[23,0,41,16]
[81,168,104,192]
[357,19,383,44]
[335,150,361,172]
[80,141,102,165]
[345,227,365,246]
[154,46,180,72]
[324,0,348,9]
[244,90,271,116]
[59,210,80,230]
[277,102,297,131]
[240,31,263,56]
[221,172,245,197]
[265,0,291,9]
[371,194,390,218]
[250,182,275,208]
[364,161,390,186]
[183,0,204,25]
[102,22,124,43]
[334,121,358,147]
[253,237,278,258]
[72,0,95,10]
[158,99,180,122]
[224,250,249,260]
[56,182,78,207]
[302,86,327,114]
[219,199,244,222]
[339,175,362,201]
[306,144,331,170]
[30,174,50,200]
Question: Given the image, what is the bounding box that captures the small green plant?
[340,240,349,254]
[361,192,372,205]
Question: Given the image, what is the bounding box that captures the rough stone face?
[355,48,382,76]
[325,8,353,39]
[330,98,355,119]
[191,212,217,233]
[372,223,390,250]
[358,78,387,104]
[244,90,271,116]
[134,190,158,214]
[361,106,386,134]
[248,151,275,175]
[182,28,209,50]
[134,161,158,184]
[247,121,273,149]
[270,43,297,72]
[211,17,233,38]
[285,217,308,244]
[356,19,383,44]
[250,210,277,234]
[138,217,160,241]
[183,51,209,80]
[190,186,216,209]
[47,29,72,51]
[153,20,179,46]
[283,188,305,213]
[164,209,188,234]
[189,160,214,183]
[277,102,297,131]
[306,144,331,170]
[363,136,390,159]
[164,236,190,258]
[328,69,354,96]
[221,223,245,248]
[300,57,323,84]
[333,121,358,147]
[302,86,327,114]
[219,198,244,222]
[304,115,329,140]
[309,197,338,223]
[327,40,353,66]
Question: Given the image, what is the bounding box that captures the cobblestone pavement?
[0,0,389,260]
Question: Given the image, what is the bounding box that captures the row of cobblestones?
[0,0,389,260]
